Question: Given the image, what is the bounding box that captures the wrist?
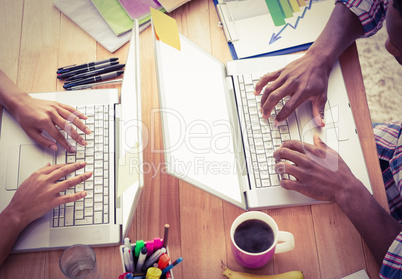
[335,179,370,210]
[0,70,29,115]
[6,92,31,118]
[1,204,29,234]
[304,46,337,74]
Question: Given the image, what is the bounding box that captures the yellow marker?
[150,8,181,51]
[146,267,162,279]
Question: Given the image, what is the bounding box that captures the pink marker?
[146,241,154,256]
[153,237,163,250]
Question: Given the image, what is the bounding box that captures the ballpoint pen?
[124,237,133,259]
[57,58,119,74]
[63,70,123,85]
[123,247,135,273]
[57,61,119,79]
[63,71,124,89]
[161,257,183,276]
[66,78,123,90]
[65,64,125,81]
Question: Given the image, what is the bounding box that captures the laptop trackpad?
[6,144,54,190]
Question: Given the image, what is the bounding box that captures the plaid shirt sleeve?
[374,121,402,223]
[337,0,389,37]
[380,232,402,278]
[374,121,402,277]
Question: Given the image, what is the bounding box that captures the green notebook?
[92,0,133,36]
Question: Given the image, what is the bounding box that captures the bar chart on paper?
[215,0,334,58]
[267,0,306,27]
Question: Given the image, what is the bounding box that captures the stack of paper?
[119,0,165,23]
[157,0,191,12]
[53,0,162,53]
[91,0,134,36]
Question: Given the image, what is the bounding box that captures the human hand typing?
[254,53,331,127]
[273,134,364,203]
[12,95,91,152]
[6,162,91,227]
[0,70,91,152]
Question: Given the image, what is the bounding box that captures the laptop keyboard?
[236,74,299,189]
[52,105,111,227]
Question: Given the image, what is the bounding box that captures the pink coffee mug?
[230,211,295,269]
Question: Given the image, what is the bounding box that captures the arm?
[0,162,92,266]
[0,70,90,152]
[255,2,364,127]
[274,135,402,265]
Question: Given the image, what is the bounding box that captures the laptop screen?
[117,21,144,238]
[154,32,245,207]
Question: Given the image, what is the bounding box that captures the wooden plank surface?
[0,0,24,82]
[0,0,388,278]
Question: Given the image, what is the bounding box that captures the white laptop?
[0,21,144,251]
[153,27,372,210]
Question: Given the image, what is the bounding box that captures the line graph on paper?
[219,0,334,59]
[266,0,328,45]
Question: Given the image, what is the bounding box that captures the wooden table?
[0,0,388,278]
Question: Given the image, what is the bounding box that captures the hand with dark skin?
[254,2,364,127]
[274,135,402,265]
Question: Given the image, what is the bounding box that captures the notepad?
[91,0,133,36]
[53,0,132,53]
[151,8,180,51]
[157,0,191,12]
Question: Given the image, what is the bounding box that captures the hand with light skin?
[0,162,92,266]
[0,70,91,152]
[254,3,364,127]
[274,135,402,266]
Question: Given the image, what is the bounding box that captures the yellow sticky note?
[150,7,181,51]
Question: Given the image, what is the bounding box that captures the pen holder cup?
[119,243,174,279]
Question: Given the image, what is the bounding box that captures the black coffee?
[234,219,274,253]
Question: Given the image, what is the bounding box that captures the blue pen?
[65,64,125,81]
[161,257,183,276]
[57,57,119,73]
[63,71,124,89]
[57,61,119,79]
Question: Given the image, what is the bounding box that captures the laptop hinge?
[243,190,249,210]
[115,104,122,160]
[116,196,123,226]
[114,103,122,226]
[225,76,248,196]
[241,174,249,193]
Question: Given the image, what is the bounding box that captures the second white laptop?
[153,31,372,209]
[0,21,143,251]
